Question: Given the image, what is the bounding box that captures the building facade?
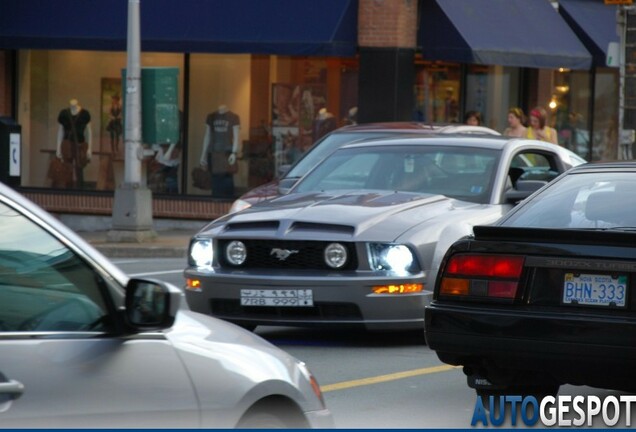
[0,0,621,219]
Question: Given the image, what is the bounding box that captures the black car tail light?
[439,254,525,300]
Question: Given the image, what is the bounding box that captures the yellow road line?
[321,364,459,393]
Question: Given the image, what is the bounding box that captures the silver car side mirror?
[124,278,181,331]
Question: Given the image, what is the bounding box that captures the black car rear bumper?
[425,303,636,391]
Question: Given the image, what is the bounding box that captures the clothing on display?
[56,99,92,189]
[205,109,240,152]
[200,105,241,198]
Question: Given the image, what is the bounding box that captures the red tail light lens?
[446,255,524,278]
[440,254,525,300]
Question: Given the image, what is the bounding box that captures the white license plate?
[240,289,314,307]
[563,273,627,307]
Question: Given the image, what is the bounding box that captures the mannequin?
[200,104,241,198]
[106,94,123,156]
[312,108,337,142]
[56,99,92,188]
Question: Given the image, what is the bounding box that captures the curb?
[93,245,188,259]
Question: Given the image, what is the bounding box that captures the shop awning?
[0,0,358,56]
[419,0,592,70]
[559,0,619,67]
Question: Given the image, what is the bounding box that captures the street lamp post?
[107,0,156,242]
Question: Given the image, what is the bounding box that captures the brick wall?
[358,0,418,48]
[22,191,231,220]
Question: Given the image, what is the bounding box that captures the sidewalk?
[79,229,197,259]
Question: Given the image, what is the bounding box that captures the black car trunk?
[469,225,636,320]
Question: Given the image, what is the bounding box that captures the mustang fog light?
[190,239,213,268]
[372,283,423,294]
[226,240,247,265]
[324,243,348,269]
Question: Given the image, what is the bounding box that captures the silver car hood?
[205,191,482,242]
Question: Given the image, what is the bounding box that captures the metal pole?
[124,0,142,184]
[108,0,156,242]
[619,6,627,159]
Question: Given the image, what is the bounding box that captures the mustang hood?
[205,191,480,242]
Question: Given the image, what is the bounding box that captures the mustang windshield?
[292,145,499,204]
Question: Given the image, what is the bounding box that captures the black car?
[425,162,636,398]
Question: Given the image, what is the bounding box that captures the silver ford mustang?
[185,135,585,332]
[0,182,332,428]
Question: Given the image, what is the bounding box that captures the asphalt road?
[114,257,633,429]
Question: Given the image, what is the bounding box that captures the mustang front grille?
[218,240,358,270]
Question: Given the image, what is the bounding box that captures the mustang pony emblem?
[270,248,299,261]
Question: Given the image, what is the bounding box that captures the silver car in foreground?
[0,183,332,428]
[185,135,585,332]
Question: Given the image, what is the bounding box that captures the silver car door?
[0,201,198,427]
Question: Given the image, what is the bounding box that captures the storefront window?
[550,68,592,160]
[20,50,184,191]
[592,68,619,161]
[465,65,521,133]
[414,62,461,124]
[18,50,357,197]
[187,55,357,198]
[187,54,252,197]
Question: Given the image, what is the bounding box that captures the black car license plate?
[562,273,627,308]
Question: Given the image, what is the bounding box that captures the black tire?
[237,400,309,429]
[236,410,290,429]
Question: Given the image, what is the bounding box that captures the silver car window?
[0,202,110,333]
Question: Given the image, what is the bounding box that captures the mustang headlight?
[368,243,416,273]
[324,242,348,269]
[189,238,213,268]
[226,240,247,265]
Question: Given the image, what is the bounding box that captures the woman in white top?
[503,107,527,138]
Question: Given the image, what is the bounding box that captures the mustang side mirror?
[505,179,548,204]
[277,177,298,195]
[277,164,291,178]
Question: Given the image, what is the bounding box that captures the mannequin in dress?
[200,104,241,198]
[56,98,92,188]
[106,94,123,156]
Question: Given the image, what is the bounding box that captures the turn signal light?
[439,278,469,296]
[186,278,202,292]
[439,254,524,300]
[372,283,423,294]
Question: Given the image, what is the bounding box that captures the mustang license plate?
[240,289,314,307]
[562,273,627,307]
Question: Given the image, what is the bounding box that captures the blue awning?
[0,0,358,57]
[559,0,619,67]
[419,0,592,70]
